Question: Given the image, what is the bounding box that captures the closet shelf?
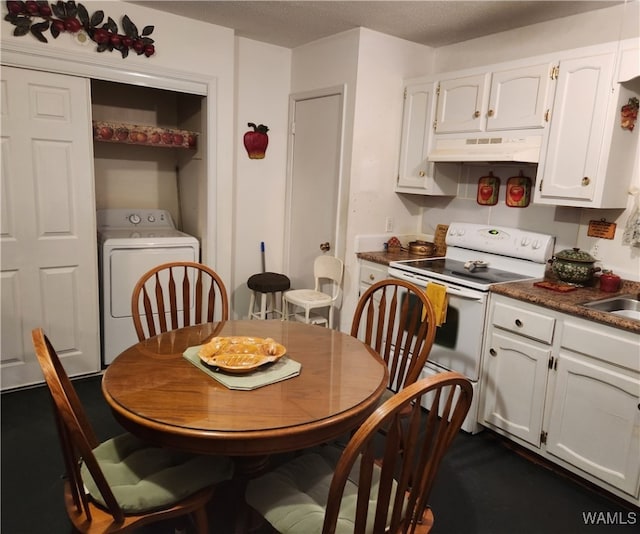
[92,121,198,149]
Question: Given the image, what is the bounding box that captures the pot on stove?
[408,240,435,256]
[549,247,600,284]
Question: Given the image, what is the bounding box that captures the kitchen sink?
[581,295,640,321]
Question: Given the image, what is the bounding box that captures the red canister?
[599,271,621,292]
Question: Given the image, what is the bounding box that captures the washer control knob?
[147,214,156,223]
[128,214,141,225]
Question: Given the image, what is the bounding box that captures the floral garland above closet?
[4,0,156,58]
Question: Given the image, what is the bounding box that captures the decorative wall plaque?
[587,219,616,239]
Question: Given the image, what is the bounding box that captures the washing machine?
[98,209,200,365]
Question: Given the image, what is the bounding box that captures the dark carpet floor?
[2,374,637,533]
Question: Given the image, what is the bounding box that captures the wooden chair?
[351,279,437,403]
[31,328,234,533]
[246,371,473,533]
[131,261,229,341]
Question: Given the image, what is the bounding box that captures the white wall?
[233,37,291,318]
[342,29,435,328]
[434,2,640,73]
[290,29,434,331]
[289,30,360,329]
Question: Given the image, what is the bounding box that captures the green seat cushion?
[80,433,233,513]
[246,446,399,534]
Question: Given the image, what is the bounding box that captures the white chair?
[283,255,344,328]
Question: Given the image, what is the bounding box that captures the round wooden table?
[102,320,388,458]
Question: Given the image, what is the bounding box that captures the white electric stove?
[388,222,555,433]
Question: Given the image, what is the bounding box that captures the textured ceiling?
[130,1,623,48]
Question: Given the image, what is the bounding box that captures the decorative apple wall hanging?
[243,122,269,159]
[621,97,639,131]
[506,173,532,207]
[477,172,500,206]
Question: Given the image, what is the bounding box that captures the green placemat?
[183,345,301,390]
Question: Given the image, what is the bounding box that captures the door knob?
[320,242,331,252]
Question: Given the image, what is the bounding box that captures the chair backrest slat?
[183,266,193,326]
[351,279,437,393]
[206,280,217,323]
[168,268,179,329]
[154,272,168,333]
[132,261,229,341]
[193,268,203,324]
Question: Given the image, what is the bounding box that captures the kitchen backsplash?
[409,163,639,281]
[354,233,434,252]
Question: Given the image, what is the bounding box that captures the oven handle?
[442,285,486,301]
[388,267,485,302]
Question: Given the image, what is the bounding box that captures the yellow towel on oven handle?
[424,282,448,327]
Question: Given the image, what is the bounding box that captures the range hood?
[428,135,542,163]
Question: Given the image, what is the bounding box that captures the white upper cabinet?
[396,80,459,195]
[535,47,639,208]
[486,63,553,131]
[435,73,490,133]
[535,53,616,205]
[434,63,553,134]
[397,81,436,186]
[397,40,639,204]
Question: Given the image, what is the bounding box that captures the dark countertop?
[357,250,640,334]
[357,250,438,265]
[490,279,640,334]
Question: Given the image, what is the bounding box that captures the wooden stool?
[247,272,291,320]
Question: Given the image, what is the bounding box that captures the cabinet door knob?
[369,274,375,281]
[473,110,481,118]
[489,348,497,356]
[487,109,495,117]
[515,319,523,328]
[419,170,425,177]
[581,177,591,186]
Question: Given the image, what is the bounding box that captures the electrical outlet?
[385,217,394,232]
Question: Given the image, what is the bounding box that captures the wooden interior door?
[1,66,100,389]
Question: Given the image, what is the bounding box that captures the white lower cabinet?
[480,294,640,505]
[358,260,388,296]
[482,330,551,447]
[546,320,640,497]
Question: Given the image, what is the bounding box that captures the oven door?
[388,267,488,381]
